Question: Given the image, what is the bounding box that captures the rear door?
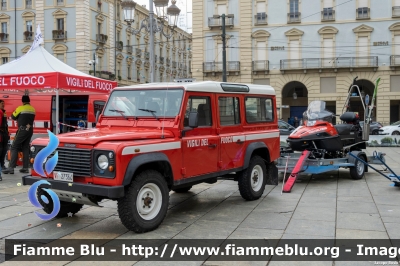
[217,94,244,170]
[181,93,219,177]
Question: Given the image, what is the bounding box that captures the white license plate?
[53,171,73,182]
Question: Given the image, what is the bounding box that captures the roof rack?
[174,78,196,83]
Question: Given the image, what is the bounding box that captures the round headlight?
[30,146,35,152]
[108,152,114,159]
[97,155,109,170]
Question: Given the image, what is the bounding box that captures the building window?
[219,97,240,125]
[26,20,32,32]
[2,57,7,64]
[1,0,6,10]
[57,0,64,6]
[117,3,120,19]
[288,0,300,23]
[97,23,101,34]
[1,21,6,33]
[57,18,64,30]
[393,0,400,17]
[127,66,131,79]
[56,53,64,62]
[26,0,32,9]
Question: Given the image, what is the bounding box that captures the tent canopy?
[0,46,117,93]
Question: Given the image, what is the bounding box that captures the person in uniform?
[2,95,35,174]
[0,100,9,180]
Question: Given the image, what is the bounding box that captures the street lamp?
[121,0,181,83]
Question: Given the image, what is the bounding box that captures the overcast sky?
[134,0,192,32]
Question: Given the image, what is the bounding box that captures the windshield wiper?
[109,109,128,120]
[138,109,158,120]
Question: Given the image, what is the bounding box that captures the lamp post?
[121,0,181,83]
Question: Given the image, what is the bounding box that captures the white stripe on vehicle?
[233,136,243,142]
[7,121,12,126]
[122,141,181,155]
[35,121,45,127]
[245,132,280,141]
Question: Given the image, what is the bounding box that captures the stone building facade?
[192,0,400,124]
[0,0,192,86]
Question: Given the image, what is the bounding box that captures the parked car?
[279,119,295,135]
[359,121,383,135]
[379,121,400,135]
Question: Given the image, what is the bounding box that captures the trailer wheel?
[238,156,267,201]
[37,188,83,218]
[172,186,192,193]
[350,154,366,180]
[117,170,169,233]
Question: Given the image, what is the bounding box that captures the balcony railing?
[393,6,400,17]
[52,30,67,40]
[23,31,33,41]
[166,58,171,66]
[356,7,370,19]
[321,9,335,21]
[172,61,177,68]
[154,55,157,63]
[160,56,164,64]
[1,1,6,10]
[136,48,142,57]
[26,0,32,8]
[252,60,269,73]
[280,57,378,71]
[203,61,241,73]
[288,12,301,23]
[145,52,149,60]
[96,34,107,44]
[208,16,234,29]
[390,55,400,67]
[254,13,267,25]
[57,0,64,5]
[0,33,8,42]
[127,45,133,54]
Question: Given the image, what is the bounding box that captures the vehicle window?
[94,101,105,116]
[218,97,240,126]
[184,96,212,127]
[279,121,289,129]
[103,89,183,117]
[245,97,273,123]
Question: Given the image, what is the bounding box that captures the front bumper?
[22,176,125,199]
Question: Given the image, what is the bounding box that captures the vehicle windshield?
[103,89,184,118]
[391,121,400,126]
[303,100,334,125]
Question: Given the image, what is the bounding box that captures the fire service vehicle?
[23,81,280,232]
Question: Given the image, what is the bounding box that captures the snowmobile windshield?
[303,101,334,126]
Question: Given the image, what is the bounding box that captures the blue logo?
[29,130,61,220]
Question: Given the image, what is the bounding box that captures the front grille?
[54,148,92,177]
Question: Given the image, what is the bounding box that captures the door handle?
[208,144,217,148]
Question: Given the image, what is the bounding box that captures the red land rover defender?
[24,81,280,233]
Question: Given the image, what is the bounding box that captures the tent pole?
[56,89,59,135]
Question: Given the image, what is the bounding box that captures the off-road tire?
[392,131,400,135]
[349,153,366,180]
[37,188,83,218]
[117,170,169,233]
[172,186,192,193]
[238,156,267,201]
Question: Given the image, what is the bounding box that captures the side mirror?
[188,111,198,128]
[95,110,101,123]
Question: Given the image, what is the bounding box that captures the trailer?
[277,147,386,192]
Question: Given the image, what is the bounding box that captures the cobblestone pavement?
[0,147,399,265]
